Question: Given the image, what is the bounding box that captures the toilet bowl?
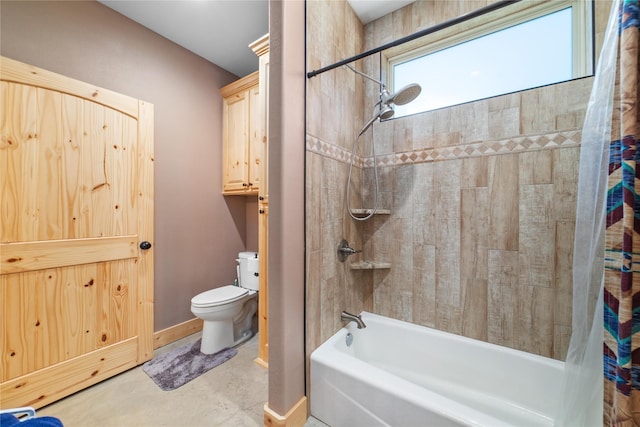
[190,252,259,354]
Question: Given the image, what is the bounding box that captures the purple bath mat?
[142,339,237,391]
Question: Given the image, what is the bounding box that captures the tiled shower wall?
[306,0,612,362]
[306,0,366,355]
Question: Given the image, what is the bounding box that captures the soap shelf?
[350,209,391,218]
[350,261,391,270]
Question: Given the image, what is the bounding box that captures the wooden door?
[0,56,154,409]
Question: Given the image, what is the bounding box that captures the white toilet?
[190,252,259,354]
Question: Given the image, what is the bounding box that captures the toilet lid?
[191,285,248,308]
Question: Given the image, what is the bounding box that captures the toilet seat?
[191,285,249,308]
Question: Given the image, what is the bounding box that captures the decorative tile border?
[306,134,363,167]
[306,129,582,168]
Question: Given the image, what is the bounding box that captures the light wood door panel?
[222,90,250,193]
[1,260,137,381]
[0,56,154,409]
[248,84,262,191]
[220,71,259,195]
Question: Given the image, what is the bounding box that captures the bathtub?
[310,312,564,427]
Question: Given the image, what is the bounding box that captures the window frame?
[382,0,593,115]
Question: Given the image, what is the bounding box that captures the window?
[384,0,593,117]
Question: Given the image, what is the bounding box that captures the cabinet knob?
[139,241,152,250]
[242,183,248,187]
[259,209,265,214]
[248,182,253,187]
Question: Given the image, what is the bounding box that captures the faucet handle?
[337,239,362,262]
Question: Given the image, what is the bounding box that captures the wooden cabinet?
[250,34,270,367]
[252,34,269,202]
[219,35,269,365]
[220,71,262,195]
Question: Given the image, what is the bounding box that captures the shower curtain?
[557,0,638,425]
[604,0,640,424]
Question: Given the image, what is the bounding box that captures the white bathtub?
[310,312,564,427]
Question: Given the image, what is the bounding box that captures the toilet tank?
[237,252,259,291]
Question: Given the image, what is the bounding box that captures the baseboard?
[153,318,203,350]
[254,357,268,369]
[264,396,308,427]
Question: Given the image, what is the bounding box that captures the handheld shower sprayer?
[344,62,422,221]
[358,104,393,137]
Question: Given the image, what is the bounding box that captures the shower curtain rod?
[306,0,521,79]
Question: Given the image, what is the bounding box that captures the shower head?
[344,63,421,134]
[378,104,394,120]
[383,83,422,106]
[358,104,394,137]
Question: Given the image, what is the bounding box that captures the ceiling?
[348,0,414,26]
[99,0,414,78]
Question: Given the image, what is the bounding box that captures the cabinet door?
[256,199,268,366]
[248,85,262,192]
[257,51,269,200]
[222,90,250,193]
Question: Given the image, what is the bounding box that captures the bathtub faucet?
[341,311,366,329]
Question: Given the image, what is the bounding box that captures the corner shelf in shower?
[350,261,392,270]
[350,209,391,218]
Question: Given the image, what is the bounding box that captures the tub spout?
[341,311,366,329]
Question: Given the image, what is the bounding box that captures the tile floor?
[36,332,328,426]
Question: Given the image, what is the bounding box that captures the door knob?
[139,241,152,250]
